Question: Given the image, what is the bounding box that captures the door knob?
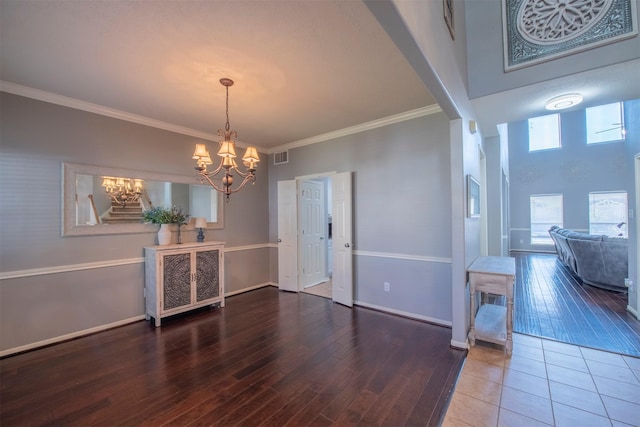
[344,243,350,248]
[320,236,324,240]
[277,238,282,243]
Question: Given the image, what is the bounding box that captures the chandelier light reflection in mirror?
[192,78,260,201]
[101,176,144,206]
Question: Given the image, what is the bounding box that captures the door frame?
[295,172,336,293]
[277,170,354,303]
[635,154,640,319]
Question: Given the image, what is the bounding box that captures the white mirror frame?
[62,162,224,237]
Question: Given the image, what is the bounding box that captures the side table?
[467,256,515,356]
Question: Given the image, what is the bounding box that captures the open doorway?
[277,172,353,306]
[299,177,333,299]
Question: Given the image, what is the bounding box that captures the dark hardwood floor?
[512,252,640,357]
[0,287,466,427]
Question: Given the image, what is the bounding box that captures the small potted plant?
[143,206,189,245]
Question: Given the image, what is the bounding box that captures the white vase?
[157,224,171,245]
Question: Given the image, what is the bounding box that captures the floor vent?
[274,151,289,165]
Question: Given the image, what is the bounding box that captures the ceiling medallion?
[517,0,612,45]
[502,0,638,71]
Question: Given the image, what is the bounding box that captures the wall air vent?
[274,151,289,165]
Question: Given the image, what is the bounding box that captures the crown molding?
[266,104,443,154]
[0,81,267,152]
[1,81,441,156]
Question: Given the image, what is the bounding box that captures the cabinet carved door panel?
[163,253,191,310]
[196,249,219,302]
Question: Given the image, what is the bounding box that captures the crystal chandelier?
[192,78,260,200]
[101,176,143,206]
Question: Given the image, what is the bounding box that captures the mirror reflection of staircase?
[101,200,144,224]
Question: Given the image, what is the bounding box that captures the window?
[589,192,628,237]
[586,102,625,144]
[530,194,563,245]
[528,114,560,151]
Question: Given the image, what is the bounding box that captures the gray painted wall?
[485,136,503,256]
[508,103,632,253]
[0,92,270,353]
[267,112,454,323]
[368,0,484,347]
[465,0,640,99]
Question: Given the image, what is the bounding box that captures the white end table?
[467,256,515,356]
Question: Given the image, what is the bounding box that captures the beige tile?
[581,347,628,367]
[623,355,640,371]
[548,381,608,416]
[552,401,613,427]
[601,395,640,426]
[511,343,545,362]
[469,344,507,368]
[503,368,550,399]
[544,350,589,373]
[587,359,640,385]
[497,408,552,427]
[446,391,499,427]
[455,372,502,405]
[541,340,583,357]
[593,374,640,405]
[462,358,505,384]
[441,414,474,427]
[546,363,597,392]
[505,354,548,379]
[500,386,554,425]
[512,333,543,349]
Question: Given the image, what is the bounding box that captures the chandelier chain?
[225,84,230,132]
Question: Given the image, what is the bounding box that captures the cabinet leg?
[155,317,161,327]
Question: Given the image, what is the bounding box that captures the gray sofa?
[548,226,628,292]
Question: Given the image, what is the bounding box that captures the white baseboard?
[0,315,146,358]
[225,282,273,297]
[1,283,277,358]
[354,300,452,327]
[627,304,639,320]
[450,339,469,350]
[509,249,556,254]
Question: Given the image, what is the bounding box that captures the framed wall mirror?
[467,174,480,218]
[62,162,224,236]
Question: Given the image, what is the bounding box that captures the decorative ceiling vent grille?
[502,0,637,71]
[274,151,289,165]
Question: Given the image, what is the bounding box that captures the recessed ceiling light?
[545,93,583,111]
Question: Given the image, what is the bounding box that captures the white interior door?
[278,180,298,292]
[300,180,327,288]
[332,172,353,307]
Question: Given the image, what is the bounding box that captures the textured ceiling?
[0,0,437,151]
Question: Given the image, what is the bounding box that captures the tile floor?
[302,280,332,299]
[442,333,640,426]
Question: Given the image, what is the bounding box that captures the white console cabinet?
[144,242,224,327]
